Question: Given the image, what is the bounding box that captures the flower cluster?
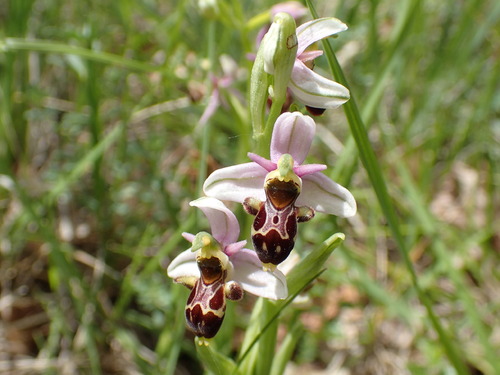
[167,6,355,343]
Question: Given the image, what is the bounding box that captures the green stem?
[257,96,285,157]
[235,269,325,373]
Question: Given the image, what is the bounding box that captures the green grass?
[1,0,499,374]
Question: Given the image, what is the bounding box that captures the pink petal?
[189,197,240,246]
[225,240,247,257]
[297,172,356,217]
[271,1,307,19]
[247,152,276,172]
[182,232,195,243]
[298,50,323,63]
[270,112,316,165]
[294,163,327,177]
[203,162,267,202]
[296,17,348,56]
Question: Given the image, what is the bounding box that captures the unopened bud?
[261,12,297,100]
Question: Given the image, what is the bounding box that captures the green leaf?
[286,232,344,297]
[47,123,123,203]
[1,38,157,72]
[269,319,303,375]
[235,234,342,374]
[196,338,240,375]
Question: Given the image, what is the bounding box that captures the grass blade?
[305,1,470,373]
[196,338,240,375]
[47,123,123,203]
[1,38,158,72]
[269,318,303,375]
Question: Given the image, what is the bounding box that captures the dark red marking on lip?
[251,197,298,265]
[246,176,314,265]
[184,256,227,338]
[253,229,296,265]
[185,303,224,339]
[253,205,267,231]
[209,286,225,310]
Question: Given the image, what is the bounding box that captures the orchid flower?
[289,18,350,109]
[167,197,287,340]
[203,111,356,216]
[203,112,356,267]
[199,54,245,127]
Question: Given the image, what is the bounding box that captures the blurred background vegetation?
[1,0,499,374]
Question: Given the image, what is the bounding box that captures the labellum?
[244,155,314,268]
[185,254,243,339]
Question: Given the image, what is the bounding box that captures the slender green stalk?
[260,96,285,158]
[196,20,217,198]
[197,114,210,195]
[84,40,108,367]
[0,0,35,169]
[196,338,240,375]
[156,284,194,375]
[235,269,325,373]
[236,233,344,374]
[256,300,279,375]
[47,124,123,202]
[395,160,500,374]
[269,317,303,375]
[332,0,421,186]
[238,297,265,375]
[305,1,469,374]
[1,38,158,71]
[11,179,101,373]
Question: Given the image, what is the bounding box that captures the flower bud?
[249,50,269,135]
[198,0,220,18]
[261,12,297,101]
[249,12,297,137]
